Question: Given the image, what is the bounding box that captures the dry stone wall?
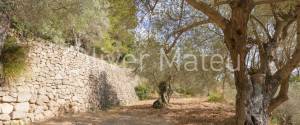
[0,42,139,124]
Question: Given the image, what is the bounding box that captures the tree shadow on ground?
[35,98,235,125]
[116,98,235,125]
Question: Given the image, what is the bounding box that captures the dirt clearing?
[35,98,235,125]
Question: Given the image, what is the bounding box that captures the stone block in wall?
[33,106,44,114]
[2,96,16,103]
[54,74,64,80]
[71,96,82,103]
[35,100,45,106]
[47,101,58,108]
[0,103,13,114]
[0,92,6,97]
[0,114,10,121]
[37,95,49,103]
[9,120,27,125]
[9,92,18,98]
[17,92,31,102]
[43,111,54,119]
[33,113,44,122]
[46,93,55,100]
[29,95,37,104]
[14,102,30,112]
[3,121,10,125]
[11,112,26,120]
[29,104,36,113]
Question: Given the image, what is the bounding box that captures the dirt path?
[35,98,235,125]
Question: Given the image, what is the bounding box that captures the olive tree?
[137,0,300,124]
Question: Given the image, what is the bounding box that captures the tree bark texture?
[180,0,300,124]
[152,81,173,109]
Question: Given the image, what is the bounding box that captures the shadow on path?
[35,98,234,125]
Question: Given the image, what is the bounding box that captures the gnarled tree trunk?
[228,2,300,125]
[182,0,300,124]
[235,74,272,125]
[152,80,173,109]
[224,1,274,124]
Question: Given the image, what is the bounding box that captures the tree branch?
[164,20,211,53]
[164,32,183,54]
[138,0,159,14]
[150,0,160,13]
[214,0,231,6]
[268,75,289,113]
[250,15,272,41]
[265,7,299,110]
[250,19,269,74]
[172,20,211,35]
[274,4,300,80]
[185,0,228,30]
[254,0,290,5]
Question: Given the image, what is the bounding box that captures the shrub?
[175,87,195,97]
[1,35,29,80]
[135,84,151,100]
[207,92,224,103]
[290,76,300,82]
[270,115,281,125]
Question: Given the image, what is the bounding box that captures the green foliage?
[102,0,137,55]
[2,0,109,44]
[135,84,151,100]
[175,87,195,96]
[290,76,300,82]
[0,0,14,12]
[1,36,29,79]
[207,92,224,103]
[2,0,138,62]
[101,33,116,53]
[271,116,280,125]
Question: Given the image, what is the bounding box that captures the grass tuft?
[207,92,224,103]
[1,35,29,80]
[135,84,151,100]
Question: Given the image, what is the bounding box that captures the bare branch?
[185,0,228,30]
[281,19,296,40]
[254,0,290,5]
[250,15,272,41]
[268,75,289,113]
[138,0,159,14]
[172,20,211,35]
[273,4,300,82]
[164,20,211,53]
[150,0,160,12]
[249,19,270,74]
[164,32,183,54]
[214,0,231,6]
